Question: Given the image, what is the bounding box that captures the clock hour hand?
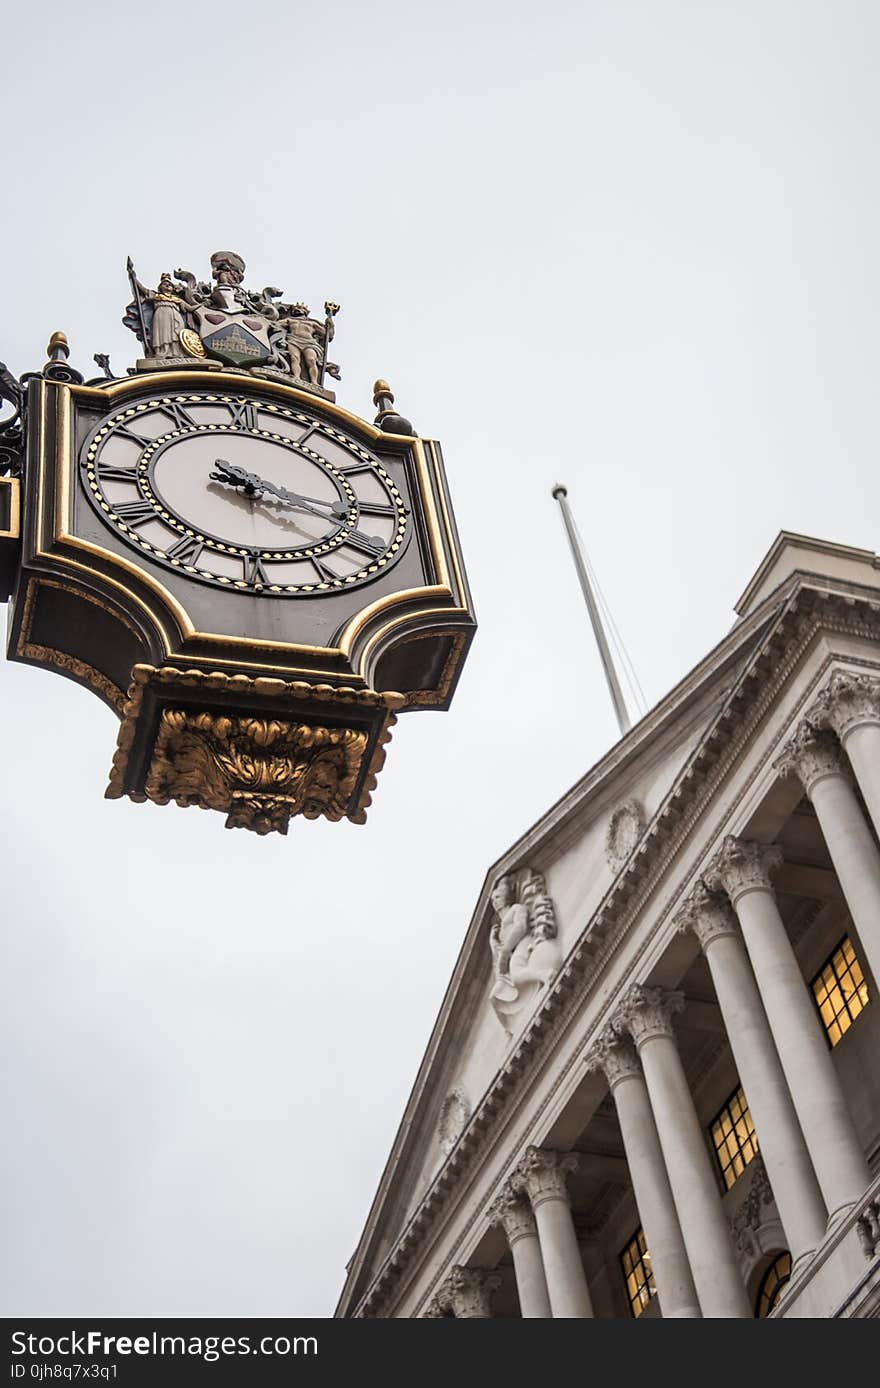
[211,459,349,521]
[211,459,264,496]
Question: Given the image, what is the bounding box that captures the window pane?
[710,1085,757,1188]
[620,1228,658,1318]
[811,935,870,1047]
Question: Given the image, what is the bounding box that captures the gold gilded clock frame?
[8,368,475,831]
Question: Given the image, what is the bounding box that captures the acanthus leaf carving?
[486,1180,538,1244]
[584,1026,641,1089]
[613,983,684,1047]
[704,836,783,905]
[433,1265,501,1318]
[773,722,843,796]
[143,708,368,835]
[674,879,739,950]
[513,1146,578,1208]
[807,670,880,741]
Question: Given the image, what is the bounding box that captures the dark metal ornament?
[0,257,476,834]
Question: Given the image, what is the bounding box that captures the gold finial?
[372,379,414,435]
[373,379,393,408]
[42,329,83,383]
[47,331,70,362]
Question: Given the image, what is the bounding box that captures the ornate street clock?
[0,251,475,833]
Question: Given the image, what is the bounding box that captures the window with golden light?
[620,1227,656,1318]
[811,935,869,1047]
[755,1251,792,1317]
[710,1084,758,1191]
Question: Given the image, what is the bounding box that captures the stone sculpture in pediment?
[605,798,646,871]
[437,1087,471,1155]
[488,867,561,1035]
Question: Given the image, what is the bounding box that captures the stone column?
[706,837,870,1225]
[676,882,827,1269]
[488,1181,551,1318]
[513,1147,593,1318]
[614,984,751,1318]
[585,1028,701,1318]
[808,671,880,839]
[776,720,880,993]
[426,1265,501,1318]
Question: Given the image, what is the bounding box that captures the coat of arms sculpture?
[123,251,340,397]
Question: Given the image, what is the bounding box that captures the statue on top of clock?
[122,251,341,400]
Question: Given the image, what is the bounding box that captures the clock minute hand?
[260,476,349,521]
[211,460,348,521]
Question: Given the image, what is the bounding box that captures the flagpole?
[551,483,632,736]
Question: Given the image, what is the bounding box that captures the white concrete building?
[337,533,880,1319]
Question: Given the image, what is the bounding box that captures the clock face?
[79,392,409,595]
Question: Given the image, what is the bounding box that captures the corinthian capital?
[513,1146,578,1208]
[674,880,739,950]
[613,984,684,1047]
[807,671,880,742]
[487,1180,538,1244]
[773,722,843,795]
[435,1265,501,1318]
[704,836,783,905]
[584,1026,641,1090]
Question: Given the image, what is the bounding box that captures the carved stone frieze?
[773,721,843,795]
[513,1146,578,1208]
[704,836,783,905]
[613,984,684,1048]
[584,1026,641,1090]
[807,670,880,742]
[605,799,646,871]
[143,708,368,835]
[488,867,561,1035]
[856,1201,880,1260]
[432,1265,501,1318]
[674,880,739,950]
[728,1155,774,1258]
[487,1181,538,1245]
[438,1088,470,1156]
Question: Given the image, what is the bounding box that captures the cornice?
[340,579,880,1317]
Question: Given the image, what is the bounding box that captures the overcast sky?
[3,0,880,1317]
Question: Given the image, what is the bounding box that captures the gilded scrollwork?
[144,709,369,835]
[106,664,402,833]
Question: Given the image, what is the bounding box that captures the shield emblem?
[194,305,272,367]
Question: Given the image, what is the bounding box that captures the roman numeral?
[97,462,140,483]
[311,555,340,582]
[244,552,271,587]
[158,401,197,430]
[114,499,156,528]
[112,425,152,447]
[227,400,259,430]
[357,501,396,517]
[343,530,385,558]
[337,462,374,476]
[166,534,204,564]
